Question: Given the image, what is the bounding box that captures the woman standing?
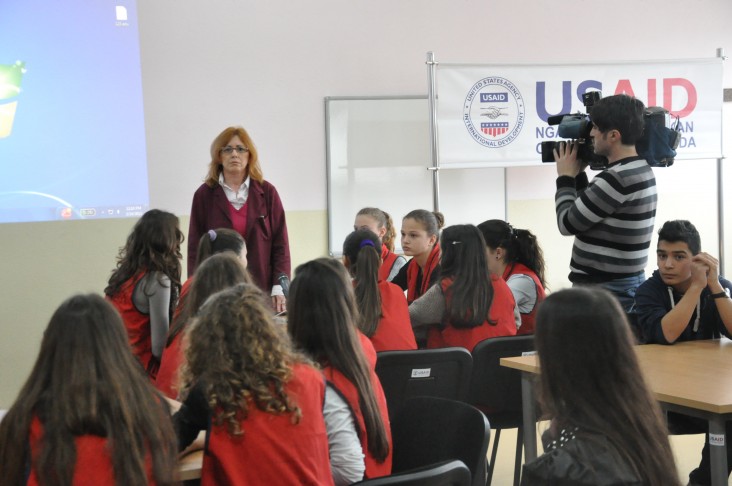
[105,209,183,378]
[188,126,290,313]
[521,288,680,485]
[0,294,177,485]
[409,224,518,351]
[478,219,546,335]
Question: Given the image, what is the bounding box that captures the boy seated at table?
[634,219,732,485]
[635,220,732,344]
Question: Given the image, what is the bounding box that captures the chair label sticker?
[411,368,431,378]
[709,433,725,446]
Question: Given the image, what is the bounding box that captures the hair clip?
[451,240,462,245]
[208,229,217,241]
[359,240,376,249]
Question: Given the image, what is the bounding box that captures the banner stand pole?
[426,51,440,212]
[716,48,727,273]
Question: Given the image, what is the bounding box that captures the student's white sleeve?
[408,284,445,327]
[506,274,538,314]
[323,384,365,486]
[134,272,171,359]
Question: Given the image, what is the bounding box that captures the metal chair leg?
[513,425,523,486]
[486,428,501,485]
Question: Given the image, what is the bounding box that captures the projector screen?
[0,0,148,223]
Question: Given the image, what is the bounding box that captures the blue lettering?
[536,81,572,122]
[678,121,694,133]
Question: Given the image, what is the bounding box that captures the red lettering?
[614,79,636,97]
[647,79,657,107]
[663,78,697,118]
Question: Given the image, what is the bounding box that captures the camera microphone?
[277,273,290,298]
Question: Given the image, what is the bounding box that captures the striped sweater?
[555,156,657,283]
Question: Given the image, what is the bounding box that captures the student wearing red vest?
[354,207,407,282]
[391,209,445,303]
[409,224,519,352]
[478,219,547,335]
[288,258,393,482]
[187,126,290,314]
[174,283,334,486]
[0,294,178,485]
[343,229,417,352]
[105,209,183,378]
[156,253,251,399]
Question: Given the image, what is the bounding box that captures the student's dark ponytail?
[513,229,547,289]
[478,219,547,289]
[343,230,383,337]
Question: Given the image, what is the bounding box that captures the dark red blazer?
[187,180,291,291]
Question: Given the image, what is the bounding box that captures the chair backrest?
[375,347,473,420]
[390,397,490,486]
[468,335,535,412]
[351,460,471,486]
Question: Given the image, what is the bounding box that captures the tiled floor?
[488,424,731,485]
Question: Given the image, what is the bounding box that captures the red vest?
[202,363,333,486]
[27,416,154,485]
[323,366,392,479]
[503,262,545,335]
[358,331,378,369]
[426,274,517,352]
[156,330,183,399]
[370,281,417,352]
[406,245,440,303]
[109,273,154,372]
[379,245,399,282]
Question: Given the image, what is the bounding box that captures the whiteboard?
[325,96,506,256]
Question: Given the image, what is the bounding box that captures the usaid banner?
[435,58,723,167]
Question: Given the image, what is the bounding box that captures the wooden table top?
[178,450,203,481]
[501,338,732,415]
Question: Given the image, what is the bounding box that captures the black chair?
[352,460,471,486]
[390,396,490,486]
[468,335,536,486]
[375,347,473,420]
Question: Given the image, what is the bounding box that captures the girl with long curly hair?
[173,283,335,485]
[0,294,178,486]
[105,209,183,378]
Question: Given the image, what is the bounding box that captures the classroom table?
[178,450,203,481]
[501,338,732,486]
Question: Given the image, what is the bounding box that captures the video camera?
[540,91,681,170]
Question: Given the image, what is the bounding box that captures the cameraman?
[554,94,657,312]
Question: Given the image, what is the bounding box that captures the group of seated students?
[2,204,729,485]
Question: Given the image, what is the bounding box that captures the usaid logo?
[480,92,508,103]
[463,77,525,148]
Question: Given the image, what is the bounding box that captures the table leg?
[708,416,728,486]
[521,372,537,461]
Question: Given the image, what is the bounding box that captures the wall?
[1,0,731,406]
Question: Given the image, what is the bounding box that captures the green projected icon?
[0,61,26,139]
